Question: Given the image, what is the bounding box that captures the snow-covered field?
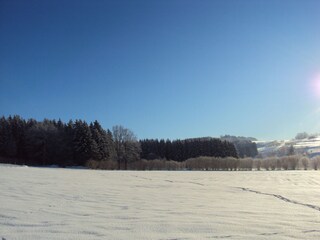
[1,164,320,239]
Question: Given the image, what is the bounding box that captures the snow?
[1,165,320,239]
[256,137,320,157]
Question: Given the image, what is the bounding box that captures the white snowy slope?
[1,164,320,240]
[256,137,320,157]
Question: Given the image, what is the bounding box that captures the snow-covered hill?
[255,136,320,157]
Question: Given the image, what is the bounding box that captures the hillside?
[255,136,320,158]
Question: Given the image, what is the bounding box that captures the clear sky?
[1,0,320,140]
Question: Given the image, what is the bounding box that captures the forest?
[0,115,259,170]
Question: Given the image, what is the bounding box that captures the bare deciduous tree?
[301,157,309,170]
[112,125,141,170]
[311,156,320,170]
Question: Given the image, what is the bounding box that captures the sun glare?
[311,74,320,98]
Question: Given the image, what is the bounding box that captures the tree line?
[140,138,238,161]
[88,155,320,171]
[220,135,258,158]
[0,115,142,169]
[0,115,242,169]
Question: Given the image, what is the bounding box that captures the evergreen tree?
[8,115,26,162]
[140,137,238,161]
[25,121,59,165]
[73,120,98,165]
[90,120,115,161]
[0,117,16,159]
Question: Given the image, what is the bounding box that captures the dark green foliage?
[25,120,60,165]
[0,116,116,167]
[72,120,99,165]
[0,117,14,158]
[90,121,116,161]
[140,137,238,161]
[0,115,28,163]
[220,135,258,158]
[0,115,239,169]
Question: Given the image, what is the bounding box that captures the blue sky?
[1,0,320,140]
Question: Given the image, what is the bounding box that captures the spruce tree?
[73,120,99,165]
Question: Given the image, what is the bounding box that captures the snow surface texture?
[1,164,320,239]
